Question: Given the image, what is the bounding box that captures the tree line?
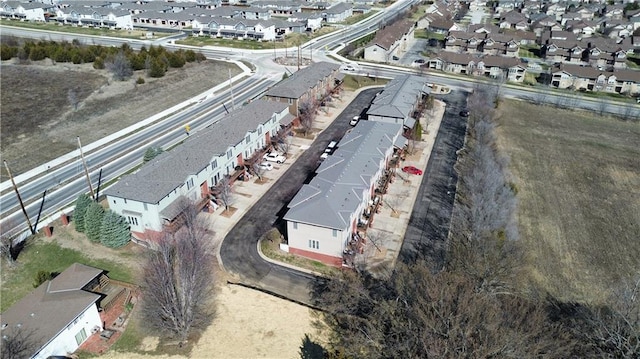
[308,85,639,359]
[0,37,206,80]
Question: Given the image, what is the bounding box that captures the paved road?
[399,90,469,270]
[219,89,380,305]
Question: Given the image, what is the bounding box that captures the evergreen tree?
[74,194,93,233]
[143,146,163,163]
[100,210,131,248]
[84,202,105,243]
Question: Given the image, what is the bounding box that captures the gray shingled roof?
[104,99,288,203]
[366,74,430,121]
[0,264,103,358]
[284,121,402,229]
[265,61,339,99]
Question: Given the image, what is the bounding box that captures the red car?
[402,166,423,175]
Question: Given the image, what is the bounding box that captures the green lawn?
[0,19,172,39]
[342,10,379,25]
[1,237,138,312]
[341,74,389,90]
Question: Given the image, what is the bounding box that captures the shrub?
[33,270,54,288]
[136,76,145,85]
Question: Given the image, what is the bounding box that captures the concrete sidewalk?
[207,87,447,276]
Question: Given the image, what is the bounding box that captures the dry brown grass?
[0,59,241,180]
[496,100,640,303]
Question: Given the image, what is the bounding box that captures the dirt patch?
[220,207,237,217]
[0,59,241,180]
[496,100,640,303]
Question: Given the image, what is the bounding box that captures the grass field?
[0,20,173,39]
[0,236,139,312]
[496,100,640,304]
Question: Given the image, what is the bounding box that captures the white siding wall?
[287,222,347,258]
[34,305,101,359]
[364,44,388,62]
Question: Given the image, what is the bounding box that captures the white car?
[350,116,360,126]
[263,152,286,164]
[258,162,273,171]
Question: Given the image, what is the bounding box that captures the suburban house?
[264,61,342,118]
[427,52,476,74]
[284,120,405,267]
[191,17,276,40]
[475,55,525,82]
[366,74,431,132]
[104,99,291,240]
[1,1,47,21]
[364,18,416,63]
[323,2,352,23]
[0,263,128,359]
[54,6,133,29]
[551,64,640,94]
[288,12,323,32]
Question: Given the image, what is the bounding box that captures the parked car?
[320,152,329,161]
[459,110,470,117]
[412,59,426,67]
[258,162,273,171]
[402,165,423,175]
[263,152,286,164]
[350,116,360,126]
[325,140,338,153]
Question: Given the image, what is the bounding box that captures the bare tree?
[140,199,215,343]
[583,276,640,357]
[313,263,584,358]
[106,50,133,81]
[449,85,521,295]
[276,134,292,156]
[215,176,234,212]
[1,327,40,359]
[252,162,266,181]
[298,98,316,136]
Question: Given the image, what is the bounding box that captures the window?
[211,159,218,169]
[143,203,148,211]
[258,128,262,135]
[245,135,250,144]
[293,222,298,229]
[332,229,337,237]
[75,328,87,346]
[309,240,319,249]
[186,178,194,190]
[227,149,232,159]
[127,216,138,226]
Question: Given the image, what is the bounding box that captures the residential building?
[0,264,117,359]
[264,61,342,118]
[284,120,405,267]
[364,18,416,62]
[323,2,352,23]
[1,1,47,21]
[366,74,430,132]
[551,64,640,94]
[104,99,291,240]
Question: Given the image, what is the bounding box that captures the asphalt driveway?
[399,90,469,270]
[219,88,381,305]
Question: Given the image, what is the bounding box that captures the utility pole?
[297,45,300,71]
[77,137,95,201]
[4,160,35,234]
[228,68,235,109]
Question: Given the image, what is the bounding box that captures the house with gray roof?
[104,99,290,240]
[323,2,352,23]
[366,74,430,131]
[284,120,404,267]
[264,61,342,118]
[0,263,105,359]
[1,1,47,21]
